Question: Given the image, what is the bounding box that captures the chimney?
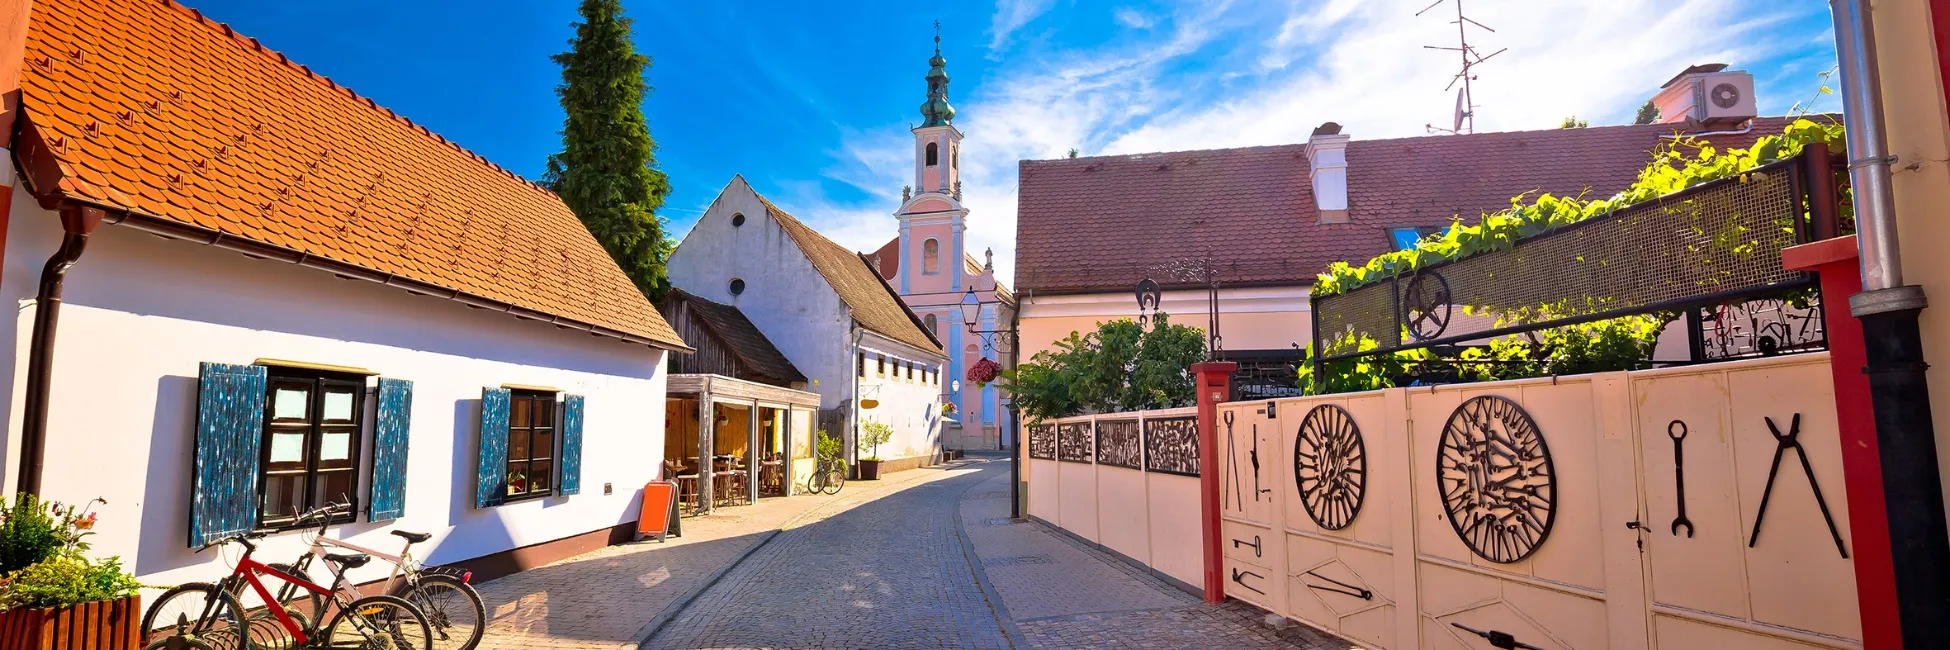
[1305,122,1350,224]
[1651,63,1757,128]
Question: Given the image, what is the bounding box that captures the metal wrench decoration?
[1748,414,1849,558]
[1232,535,1262,558]
[1669,420,1694,537]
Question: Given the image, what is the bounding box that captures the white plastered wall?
[0,188,668,595]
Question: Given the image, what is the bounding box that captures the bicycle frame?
[303,534,417,596]
[226,549,340,645]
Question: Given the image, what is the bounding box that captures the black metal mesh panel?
[1144,417,1199,476]
[1315,158,1811,358]
[1096,420,1142,469]
[1028,424,1055,460]
[1057,423,1093,463]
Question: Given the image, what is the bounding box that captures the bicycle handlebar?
[195,530,266,554]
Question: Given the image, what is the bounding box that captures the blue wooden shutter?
[475,387,511,508]
[558,394,585,496]
[189,362,268,548]
[367,378,413,522]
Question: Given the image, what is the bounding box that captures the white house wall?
[0,188,668,593]
[857,333,944,462]
[668,179,855,410]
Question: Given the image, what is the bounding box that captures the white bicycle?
[265,504,486,650]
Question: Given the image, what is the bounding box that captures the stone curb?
[951,467,1034,649]
[631,458,992,648]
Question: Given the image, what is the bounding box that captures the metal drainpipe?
[847,326,863,478]
[18,206,104,495]
[1830,0,1950,645]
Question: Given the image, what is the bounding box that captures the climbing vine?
[1311,118,1847,298]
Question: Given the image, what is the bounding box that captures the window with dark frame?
[877,354,885,377]
[258,367,366,528]
[926,141,939,166]
[1388,226,1436,251]
[505,390,558,501]
[858,352,867,377]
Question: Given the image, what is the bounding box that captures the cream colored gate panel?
[1221,401,1285,610]
[1058,455,1099,542]
[1286,534,1397,650]
[1027,456,1061,524]
[1634,356,1860,648]
[1274,392,1401,650]
[1412,380,1617,650]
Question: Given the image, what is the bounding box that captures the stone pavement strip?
[476,455,1357,649]
[472,458,989,650]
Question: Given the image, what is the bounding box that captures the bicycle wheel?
[323,594,434,650]
[822,465,845,495]
[143,636,222,650]
[395,573,485,650]
[141,583,249,650]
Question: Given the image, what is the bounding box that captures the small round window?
[728,278,746,295]
[731,213,746,227]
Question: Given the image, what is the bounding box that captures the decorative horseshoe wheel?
[1403,271,1453,341]
[1294,404,1366,530]
[1438,396,1557,563]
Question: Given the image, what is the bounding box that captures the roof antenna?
[1418,0,1505,135]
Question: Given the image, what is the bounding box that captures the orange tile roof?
[14,0,686,350]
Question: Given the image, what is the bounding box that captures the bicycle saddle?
[324,552,371,569]
[390,530,432,544]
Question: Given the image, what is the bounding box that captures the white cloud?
[989,0,1056,52]
[1114,8,1155,29]
[778,0,1832,289]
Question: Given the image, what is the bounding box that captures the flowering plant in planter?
[965,358,1001,386]
[0,495,140,642]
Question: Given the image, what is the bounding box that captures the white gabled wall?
[856,332,945,462]
[668,178,855,411]
[0,188,668,593]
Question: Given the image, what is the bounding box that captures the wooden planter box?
[0,595,140,650]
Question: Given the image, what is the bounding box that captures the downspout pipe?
[1008,302,1022,519]
[847,325,863,478]
[1829,1,1950,646]
[18,206,103,495]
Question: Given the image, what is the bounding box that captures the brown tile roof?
[1015,116,1804,294]
[755,195,943,355]
[14,0,685,349]
[663,289,805,384]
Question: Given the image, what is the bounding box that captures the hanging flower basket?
[965,358,1001,386]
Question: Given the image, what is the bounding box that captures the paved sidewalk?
[958,471,1352,650]
[472,458,988,650]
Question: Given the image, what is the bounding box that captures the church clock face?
[1438,396,1557,563]
[1294,404,1365,531]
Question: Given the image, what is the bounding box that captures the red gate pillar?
[1783,235,1902,649]
[1193,361,1237,605]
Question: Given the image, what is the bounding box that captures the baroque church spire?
[919,22,956,127]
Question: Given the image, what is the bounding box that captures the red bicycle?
[140,531,434,649]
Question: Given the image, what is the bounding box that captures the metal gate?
[1219,353,1861,649]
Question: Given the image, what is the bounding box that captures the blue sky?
[181,1,1840,283]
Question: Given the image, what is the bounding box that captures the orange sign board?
[638,481,677,541]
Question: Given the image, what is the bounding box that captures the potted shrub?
[858,420,894,480]
[0,496,141,648]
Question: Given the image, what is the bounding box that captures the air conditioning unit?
[1651,66,1757,128]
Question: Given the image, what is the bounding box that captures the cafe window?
[259,368,365,527]
[877,354,886,377]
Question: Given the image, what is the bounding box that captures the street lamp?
[960,288,1017,351]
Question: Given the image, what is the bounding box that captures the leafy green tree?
[858,420,894,461]
[1560,116,1588,129]
[1001,312,1206,421]
[1633,100,1660,125]
[546,0,674,300]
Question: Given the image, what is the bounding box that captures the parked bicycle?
[806,456,846,495]
[261,504,486,650]
[140,530,433,650]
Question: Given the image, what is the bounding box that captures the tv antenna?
[1419,0,1505,134]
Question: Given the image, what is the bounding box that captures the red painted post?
[1783,235,1902,650]
[1192,361,1236,605]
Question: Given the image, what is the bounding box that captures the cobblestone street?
[638,458,1351,649]
[469,456,1351,649]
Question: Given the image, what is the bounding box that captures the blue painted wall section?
[189,362,268,548]
[367,377,414,522]
[558,394,585,496]
[475,387,511,508]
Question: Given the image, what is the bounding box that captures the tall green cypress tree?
[546,0,673,301]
